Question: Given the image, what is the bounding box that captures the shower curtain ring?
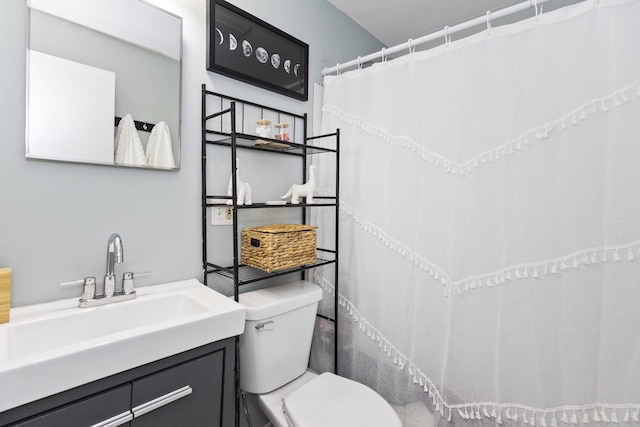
[407,38,414,54]
[444,26,451,44]
[381,47,387,62]
[357,56,362,70]
[336,63,341,76]
[486,11,492,33]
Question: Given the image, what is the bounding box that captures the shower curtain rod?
[322,0,555,76]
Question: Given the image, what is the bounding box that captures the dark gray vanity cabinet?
[10,385,132,427]
[0,338,235,427]
[130,350,225,426]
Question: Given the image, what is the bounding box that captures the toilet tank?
[238,280,323,394]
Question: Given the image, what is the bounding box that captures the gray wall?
[0,0,382,306]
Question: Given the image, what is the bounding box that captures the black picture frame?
[207,0,309,101]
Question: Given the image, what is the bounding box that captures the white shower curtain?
[312,0,640,425]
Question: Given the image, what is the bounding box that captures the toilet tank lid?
[238,280,323,320]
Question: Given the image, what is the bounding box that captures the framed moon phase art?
[207,0,309,101]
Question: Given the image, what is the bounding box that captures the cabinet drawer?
[131,350,225,427]
[11,385,131,427]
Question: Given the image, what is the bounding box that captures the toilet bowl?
[238,280,401,427]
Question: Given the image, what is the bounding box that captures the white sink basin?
[0,279,246,413]
[7,291,211,361]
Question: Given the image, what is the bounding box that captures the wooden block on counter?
[0,268,11,324]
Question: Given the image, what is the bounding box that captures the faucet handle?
[104,274,116,298]
[123,272,135,295]
[80,277,96,302]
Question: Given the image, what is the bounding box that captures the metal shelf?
[205,257,336,287]
[205,131,337,156]
[203,199,338,208]
[200,84,339,312]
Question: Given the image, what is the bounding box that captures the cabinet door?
[131,350,226,427]
[11,384,131,427]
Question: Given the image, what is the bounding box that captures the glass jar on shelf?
[256,119,273,138]
[274,123,289,141]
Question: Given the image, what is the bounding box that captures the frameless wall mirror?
[26,0,182,170]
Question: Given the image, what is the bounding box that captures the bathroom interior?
[1,0,640,425]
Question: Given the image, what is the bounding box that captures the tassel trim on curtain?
[317,188,640,297]
[322,79,640,176]
[314,268,640,424]
[447,241,640,296]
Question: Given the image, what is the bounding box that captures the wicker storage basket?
[241,224,318,273]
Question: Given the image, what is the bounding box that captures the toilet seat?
[282,372,402,427]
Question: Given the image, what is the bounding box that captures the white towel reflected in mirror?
[145,121,175,169]
[114,113,147,166]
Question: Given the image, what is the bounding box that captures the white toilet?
[238,280,402,427]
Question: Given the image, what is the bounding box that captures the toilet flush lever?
[255,320,274,332]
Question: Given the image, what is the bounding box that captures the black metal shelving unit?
[200,85,340,427]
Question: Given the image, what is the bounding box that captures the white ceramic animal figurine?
[227,158,252,205]
[281,165,317,204]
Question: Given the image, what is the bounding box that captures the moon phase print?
[208,0,308,101]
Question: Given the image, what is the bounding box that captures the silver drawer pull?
[90,411,133,427]
[255,320,275,331]
[132,385,193,418]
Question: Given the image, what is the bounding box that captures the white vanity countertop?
[0,279,246,413]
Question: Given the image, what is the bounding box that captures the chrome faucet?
[78,233,136,308]
[104,233,123,297]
